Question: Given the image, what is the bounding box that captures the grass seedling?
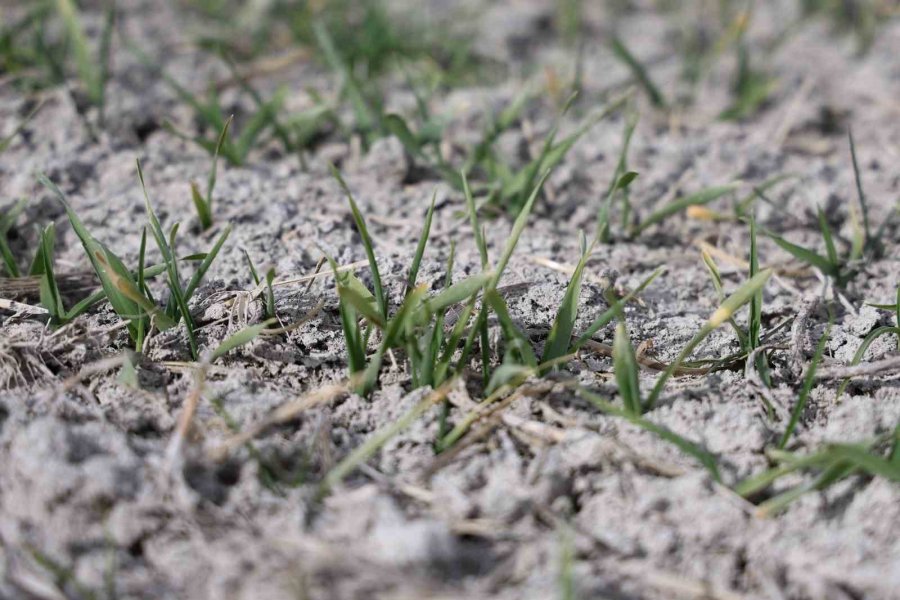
[763,205,852,287]
[611,36,667,109]
[630,183,740,238]
[243,250,276,321]
[645,268,773,409]
[330,166,386,319]
[576,385,721,480]
[597,107,639,242]
[190,116,231,230]
[329,169,497,396]
[40,174,171,350]
[138,161,232,359]
[779,322,831,448]
[0,102,44,155]
[719,15,774,121]
[54,0,116,124]
[0,199,28,277]
[836,285,900,395]
[542,232,591,371]
[736,423,899,516]
[748,212,770,385]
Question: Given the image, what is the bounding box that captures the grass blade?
[645,268,773,409]
[779,323,830,448]
[632,183,738,237]
[542,233,591,367]
[330,165,386,318]
[611,36,667,108]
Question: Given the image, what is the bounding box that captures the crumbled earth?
[1,1,899,599]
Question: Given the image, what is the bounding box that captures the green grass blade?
[645,268,773,409]
[489,170,551,290]
[463,171,490,269]
[330,165,386,318]
[577,386,720,480]
[405,191,435,295]
[765,229,839,278]
[543,233,591,367]
[572,267,664,350]
[612,321,642,416]
[55,0,100,104]
[632,183,738,237]
[848,130,872,252]
[611,36,667,108]
[210,320,274,362]
[184,224,232,301]
[779,323,830,448]
[423,272,493,315]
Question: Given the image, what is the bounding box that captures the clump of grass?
[138,161,232,359]
[39,166,230,358]
[1,2,115,125]
[40,175,169,350]
[328,167,502,397]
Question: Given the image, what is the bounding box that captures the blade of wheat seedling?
[463,171,490,269]
[422,272,493,316]
[613,320,642,416]
[836,325,900,397]
[313,20,379,134]
[611,36,667,108]
[632,183,739,237]
[749,212,768,383]
[491,170,551,288]
[701,250,748,348]
[96,0,116,124]
[325,254,367,375]
[210,320,275,362]
[29,224,65,323]
[817,208,839,268]
[848,130,872,252]
[40,174,162,339]
[406,191,436,295]
[543,232,591,369]
[779,323,830,448]
[330,165,386,318]
[645,268,772,409]
[184,224,231,301]
[320,383,454,496]
[55,0,100,105]
[577,386,720,480]
[338,283,387,329]
[764,228,839,279]
[571,267,664,350]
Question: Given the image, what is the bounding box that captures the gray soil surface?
[1,1,899,599]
